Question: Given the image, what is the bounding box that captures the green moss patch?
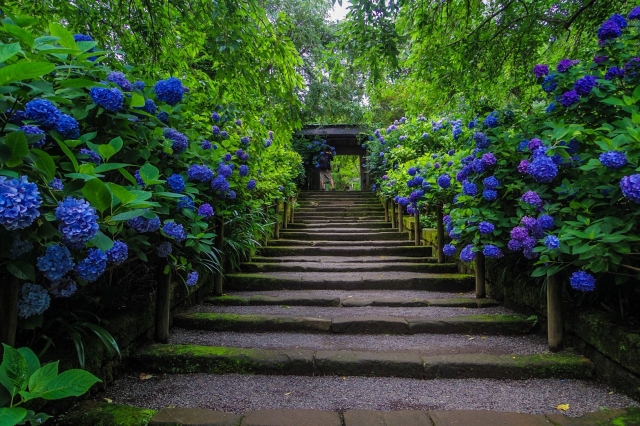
[60,401,155,426]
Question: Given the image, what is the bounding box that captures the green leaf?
[30,148,56,181]
[2,131,29,167]
[48,23,78,50]
[0,61,54,86]
[55,139,78,171]
[38,369,101,400]
[107,183,136,204]
[130,92,145,107]
[0,407,28,425]
[93,163,129,173]
[97,144,116,161]
[59,78,106,89]
[27,361,58,396]
[17,348,40,378]
[109,137,123,154]
[89,231,114,251]
[1,24,34,47]
[110,209,147,222]
[6,261,35,281]
[0,344,29,395]
[0,42,21,63]
[601,97,626,106]
[139,163,160,185]
[81,178,112,212]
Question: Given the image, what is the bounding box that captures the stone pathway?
[99,191,639,424]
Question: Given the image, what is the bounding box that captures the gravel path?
[221,290,476,299]
[189,304,512,318]
[169,330,550,355]
[102,374,638,417]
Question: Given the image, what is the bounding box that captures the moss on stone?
[60,401,155,426]
[609,408,640,426]
[203,295,250,306]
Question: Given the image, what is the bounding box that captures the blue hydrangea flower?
[443,244,456,256]
[10,233,33,259]
[561,90,580,107]
[629,7,640,20]
[610,13,628,28]
[227,190,236,200]
[198,203,215,218]
[460,244,476,262]
[557,59,578,73]
[167,174,186,192]
[529,156,558,183]
[241,136,250,145]
[211,111,221,122]
[176,196,195,211]
[569,271,596,291]
[55,197,99,244]
[246,179,257,190]
[478,221,494,235]
[107,71,132,91]
[25,99,62,129]
[134,170,145,186]
[217,164,233,179]
[409,189,424,202]
[521,191,543,207]
[220,131,229,139]
[620,174,640,203]
[37,244,74,282]
[163,221,186,242]
[541,74,557,92]
[545,235,560,250]
[212,125,220,136]
[452,126,462,140]
[437,174,451,189]
[239,165,249,177]
[483,176,499,189]
[75,248,107,282]
[481,153,497,166]
[473,132,490,149]
[187,164,214,183]
[106,240,128,265]
[157,241,172,257]
[599,151,627,169]
[164,128,188,154]
[471,158,486,173]
[537,215,555,231]
[55,114,80,139]
[408,167,417,176]
[49,278,77,298]
[483,244,503,258]
[546,102,556,114]
[0,176,42,231]
[598,19,622,40]
[484,112,499,128]
[604,66,624,80]
[21,125,46,147]
[574,75,597,96]
[128,212,161,233]
[264,139,273,148]
[137,99,157,115]
[154,77,184,105]
[201,140,212,150]
[157,111,170,123]
[133,80,145,91]
[17,283,50,318]
[90,87,124,112]
[482,189,497,201]
[462,181,477,197]
[456,166,471,182]
[79,148,101,164]
[186,271,199,286]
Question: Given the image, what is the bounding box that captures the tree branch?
[563,0,598,29]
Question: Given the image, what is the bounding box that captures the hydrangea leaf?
[2,131,29,167]
[1,24,34,48]
[130,92,146,107]
[0,407,28,425]
[0,344,29,395]
[48,23,78,50]
[81,178,113,212]
[89,231,114,252]
[37,369,101,400]
[6,261,36,282]
[0,61,54,86]
[0,42,21,63]
[30,148,56,182]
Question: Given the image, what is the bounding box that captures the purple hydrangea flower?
[473,132,490,149]
[246,179,257,190]
[481,153,497,166]
[610,13,628,28]
[605,66,625,80]
[198,203,215,218]
[521,191,543,207]
[79,148,101,164]
[533,64,549,78]
[471,158,486,173]
[443,244,456,256]
[460,244,476,262]
[157,241,172,257]
[599,151,627,169]
[456,166,471,182]
[201,140,212,150]
[0,176,42,231]
[17,283,50,318]
[574,75,597,96]
[629,6,640,20]
[106,240,128,264]
[154,77,184,105]
[167,174,186,192]
[557,59,578,73]
[570,271,596,291]
[37,244,74,282]
[521,216,537,229]
[478,221,494,235]
[529,156,558,183]
[597,19,622,41]
[107,71,132,91]
[187,164,214,182]
[211,176,230,193]
[538,215,555,231]
[75,248,107,282]
[89,87,124,112]
[162,221,186,242]
[55,197,99,244]
[545,235,560,250]
[49,278,77,298]
[164,128,188,154]
[483,189,497,201]
[620,174,640,203]
[518,160,530,174]
[483,244,503,258]
[186,271,199,286]
[127,212,161,233]
[561,90,580,107]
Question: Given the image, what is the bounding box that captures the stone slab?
[331,316,409,334]
[241,409,341,426]
[429,410,550,426]
[314,350,424,378]
[343,409,432,426]
[408,314,535,335]
[546,407,640,425]
[174,313,332,333]
[150,408,242,426]
[340,297,429,307]
[249,295,341,306]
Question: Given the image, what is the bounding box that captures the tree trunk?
[547,274,563,352]
[0,276,20,346]
[154,259,171,343]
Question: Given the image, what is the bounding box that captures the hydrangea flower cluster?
[10,234,33,259]
[239,165,249,177]
[157,241,172,257]
[154,77,184,105]
[570,271,596,291]
[545,235,560,250]
[620,174,640,203]
[443,244,457,256]
[460,244,476,262]
[186,271,199,286]
[55,197,99,245]
[437,174,451,189]
[24,99,60,128]
[128,212,161,233]
[75,248,107,282]
[138,99,157,114]
[533,64,549,78]
[541,75,557,92]
[246,179,257,190]
[163,221,187,242]
[462,181,477,197]
[201,140,212,150]
[198,203,215,218]
[37,244,75,282]
[21,125,46,147]
[0,175,42,231]
[218,164,233,178]
[106,240,129,265]
[484,112,499,128]
[528,155,558,183]
[187,164,214,182]
[49,278,78,298]
[167,174,186,192]
[478,221,494,235]
[107,71,133,91]
[80,148,101,164]
[164,128,188,154]
[521,191,543,207]
[483,244,503,258]
[18,283,50,318]
[89,87,124,112]
[211,176,230,193]
[599,151,627,169]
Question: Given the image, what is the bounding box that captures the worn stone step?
[298,201,382,207]
[278,232,408,241]
[226,271,471,291]
[297,219,388,225]
[239,261,457,273]
[267,240,412,247]
[309,207,384,213]
[204,295,497,308]
[250,255,439,263]
[136,344,594,380]
[284,226,397,232]
[258,246,432,257]
[296,211,383,217]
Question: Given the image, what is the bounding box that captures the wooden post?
[475,252,486,299]
[274,202,280,239]
[384,200,389,222]
[398,204,404,232]
[290,197,295,224]
[154,258,171,343]
[214,217,225,296]
[0,276,20,346]
[390,202,396,228]
[414,212,420,246]
[436,206,445,264]
[547,274,563,352]
[283,200,289,229]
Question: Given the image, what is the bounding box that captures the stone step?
[136,344,594,380]
[284,226,397,232]
[173,312,535,335]
[277,232,408,241]
[226,271,471,291]
[204,295,497,308]
[238,261,458,273]
[296,211,384,217]
[257,246,432,257]
[298,201,382,207]
[302,207,384,213]
[250,256,439,263]
[296,219,388,225]
[267,240,412,247]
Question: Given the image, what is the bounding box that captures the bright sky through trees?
[329,0,350,21]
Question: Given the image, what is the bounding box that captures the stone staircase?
[102,191,639,425]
